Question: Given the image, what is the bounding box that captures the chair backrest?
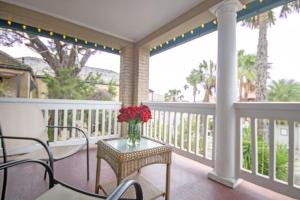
[0,103,47,154]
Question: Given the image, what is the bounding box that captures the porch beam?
[208,0,242,188]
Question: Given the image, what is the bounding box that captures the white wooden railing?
[235,102,300,199]
[144,102,216,167]
[1,98,299,198]
[0,98,121,146]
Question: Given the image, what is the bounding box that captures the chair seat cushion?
[10,145,84,161]
[36,184,102,200]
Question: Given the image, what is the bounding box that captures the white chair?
[0,103,90,198]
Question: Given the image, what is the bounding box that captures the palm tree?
[238,50,256,101]
[164,89,183,102]
[268,79,300,102]
[242,1,300,102]
[186,69,200,102]
[198,60,216,102]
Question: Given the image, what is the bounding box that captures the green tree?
[164,89,183,102]
[242,1,300,102]
[242,126,288,181]
[0,29,97,76]
[0,82,7,97]
[43,68,101,99]
[108,80,117,99]
[238,50,256,101]
[268,79,300,102]
[198,60,216,102]
[186,69,200,102]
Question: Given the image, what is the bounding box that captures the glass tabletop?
[105,137,164,153]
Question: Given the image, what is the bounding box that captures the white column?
[208,0,242,188]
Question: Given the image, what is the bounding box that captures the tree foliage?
[186,60,216,102]
[43,68,101,99]
[0,28,97,75]
[238,50,256,101]
[164,89,183,102]
[186,69,200,102]
[268,79,300,102]
[242,1,300,101]
[108,80,117,98]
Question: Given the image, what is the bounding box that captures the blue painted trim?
[150,0,296,56]
[0,19,120,55]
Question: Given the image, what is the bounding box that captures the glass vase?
[127,121,141,146]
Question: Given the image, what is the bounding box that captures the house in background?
[0,50,36,98]
[18,56,120,100]
[148,89,164,101]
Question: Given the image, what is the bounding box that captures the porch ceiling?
[1,0,205,42]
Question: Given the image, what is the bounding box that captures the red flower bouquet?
[117,105,152,123]
[117,105,152,146]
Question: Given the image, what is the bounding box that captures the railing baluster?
[203,115,207,158]
[158,111,164,141]
[288,121,295,187]
[87,109,92,137]
[251,118,257,175]
[108,109,112,135]
[44,109,49,126]
[95,109,99,137]
[154,110,157,139]
[80,109,84,130]
[174,112,178,147]
[187,113,192,152]
[102,109,106,136]
[114,109,118,135]
[163,111,168,143]
[159,111,163,141]
[54,109,58,142]
[63,109,68,141]
[195,114,200,155]
[150,111,154,138]
[180,113,184,150]
[168,112,172,144]
[212,115,215,161]
[71,109,76,139]
[269,119,275,181]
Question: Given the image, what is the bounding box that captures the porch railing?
[235,102,300,199]
[0,98,121,146]
[144,102,216,167]
[1,98,299,198]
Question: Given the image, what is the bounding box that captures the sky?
[0,7,299,102]
[149,7,300,101]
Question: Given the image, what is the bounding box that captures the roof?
[0,50,32,72]
[16,57,55,77]
[18,56,119,84]
[78,66,119,85]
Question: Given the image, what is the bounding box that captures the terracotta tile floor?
[0,148,295,200]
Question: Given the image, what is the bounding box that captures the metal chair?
[0,159,143,200]
[0,103,90,198]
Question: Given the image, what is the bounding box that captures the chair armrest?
[0,136,54,170]
[107,179,143,200]
[46,126,89,144]
[0,159,54,189]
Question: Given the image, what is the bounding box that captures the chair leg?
[43,160,48,180]
[86,144,90,180]
[1,168,7,200]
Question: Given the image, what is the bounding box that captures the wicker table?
[95,137,172,200]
